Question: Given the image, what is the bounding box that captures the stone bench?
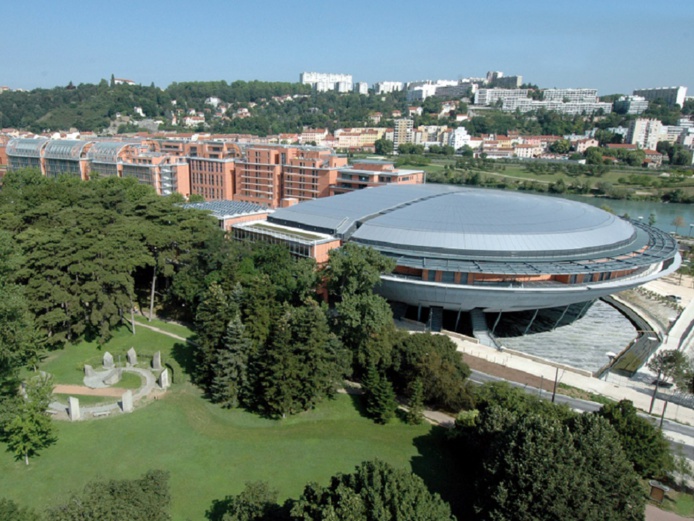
[92,411,110,418]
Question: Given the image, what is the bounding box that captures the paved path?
[135,321,192,343]
[646,504,692,521]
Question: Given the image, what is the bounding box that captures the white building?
[542,88,599,102]
[374,81,404,94]
[474,88,530,106]
[613,95,649,115]
[449,126,472,150]
[627,118,664,150]
[633,86,688,108]
[354,82,369,95]
[300,72,353,93]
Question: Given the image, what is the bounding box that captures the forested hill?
[0,79,407,135]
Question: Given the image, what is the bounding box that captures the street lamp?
[604,351,617,382]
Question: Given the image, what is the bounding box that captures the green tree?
[0,232,39,392]
[648,212,657,226]
[0,498,41,521]
[334,293,395,375]
[597,399,674,478]
[647,349,692,413]
[374,138,394,155]
[362,364,397,424]
[47,470,171,521]
[391,333,472,412]
[252,302,348,418]
[406,378,425,425]
[549,138,571,154]
[209,314,252,408]
[3,374,56,465]
[194,282,233,385]
[206,481,286,521]
[291,460,455,521]
[324,243,395,300]
[472,411,643,521]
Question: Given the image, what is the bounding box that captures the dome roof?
[269,184,642,261]
[350,188,638,259]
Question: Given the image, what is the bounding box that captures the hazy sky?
[3,0,693,95]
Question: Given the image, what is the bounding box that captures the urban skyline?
[3,0,693,94]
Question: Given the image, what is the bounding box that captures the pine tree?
[209,315,251,408]
[362,365,397,424]
[406,378,424,425]
[254,310,299,418]
[193,282,232,386]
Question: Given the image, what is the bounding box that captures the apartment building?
[374,81,404,94]
[300,72,353,93]
[613,95,649,115]
[332,159,425,195]
[187,141,241,201]
[334,128,385,151]
[393,118,414,149]
[474,88,530,106]
[627,118,663,150]
[633,86,688,108]
[234,145,347,208]
[542,89,598,102]
[354,82,369,95]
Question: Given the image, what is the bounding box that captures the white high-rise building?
[354,82,369,95]
[300,72,353,93]
[449,127,472,150]
[627,118,663,150]
[374,81,404,95]
[633,86,688,108]
[542,89,598,102]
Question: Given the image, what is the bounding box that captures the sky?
[3,0,693,95]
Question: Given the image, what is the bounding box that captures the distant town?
[0,71,691,207]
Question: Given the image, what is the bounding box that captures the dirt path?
[53,384,127,397]
[462,353,557,392]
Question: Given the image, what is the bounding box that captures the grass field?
[1,324,456,521]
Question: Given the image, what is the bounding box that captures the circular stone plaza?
[229,184,680,330]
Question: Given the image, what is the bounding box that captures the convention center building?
[231,184,680,314]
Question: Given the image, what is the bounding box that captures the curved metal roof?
[44,140,91,160]
[87,141,129,163]
[269,184,645,260]
[6,137,49,157]
[269,184,460,236]
[351,189,638,258]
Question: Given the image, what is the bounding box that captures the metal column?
[491,311,503,335]
[523,309,540,336]
[552,305,571,330]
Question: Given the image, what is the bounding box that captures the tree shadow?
[411,428,475,521]
[347,391,369,418]
[170,340,197,380]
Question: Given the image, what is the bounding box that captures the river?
[556,194,694,236]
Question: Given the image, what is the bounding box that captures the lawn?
[1,324,456,521]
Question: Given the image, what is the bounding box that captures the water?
[492,301,637,373]
[556,194,694,236]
